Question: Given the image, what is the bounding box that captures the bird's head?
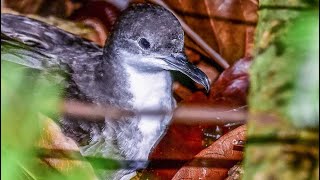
[105,3,210,92]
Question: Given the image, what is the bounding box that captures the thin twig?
[173,105,247,125]
[61,100,247,125]
[147,0,230,69]
[37,148,239,169]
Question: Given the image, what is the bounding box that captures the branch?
[61,100,247,125]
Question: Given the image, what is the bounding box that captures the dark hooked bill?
[161,52,210,92]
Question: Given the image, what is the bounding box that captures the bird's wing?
[1,13,103,68]
[2,33,60,70]
[1,13,105,89]
[1,14,109,148]
[1,32,71,85]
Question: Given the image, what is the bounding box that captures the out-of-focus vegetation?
[244,1,319,179]
[250,11,319,129]
[1,62,95,180]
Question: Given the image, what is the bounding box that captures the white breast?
[125,65,175,161]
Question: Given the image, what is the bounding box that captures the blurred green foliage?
[1,62,93,180]
[286,11,319,128]
[244,4,319,180]
[249,10,319,129]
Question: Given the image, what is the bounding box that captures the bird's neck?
[114,55,176,167]
[102,47,175,110]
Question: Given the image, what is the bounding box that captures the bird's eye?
[138,38,151,50]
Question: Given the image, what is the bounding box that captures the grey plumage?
[1,3,210,180]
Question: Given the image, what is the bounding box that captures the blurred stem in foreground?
[244,0,319,179]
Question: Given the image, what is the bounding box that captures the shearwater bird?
[1,3,210,179]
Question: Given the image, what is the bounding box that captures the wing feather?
[1,13,103,66]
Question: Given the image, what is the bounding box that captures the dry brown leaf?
[37,114,97,179]
[164,0,258,65]
[172,125,246,180]
[208,56,253,106]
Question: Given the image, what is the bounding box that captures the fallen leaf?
[208,56,253,107]
[37,114,97,179]
[172,125,246,180]
[163,0,258,65]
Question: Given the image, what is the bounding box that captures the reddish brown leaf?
[186,56,253,105]
[142,124,206,179]
[164,0,220,60]
[208,56,253,107]
[172,125,246,180]
[164,0,258,65]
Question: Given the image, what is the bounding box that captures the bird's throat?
[125,65,174,110]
